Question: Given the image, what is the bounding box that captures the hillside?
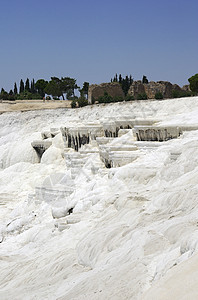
[0,97,198,299]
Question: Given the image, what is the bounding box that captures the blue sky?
[0,0,197,91]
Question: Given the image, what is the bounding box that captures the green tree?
[121,76,131,96]
[129,75,133,85]
[0,88,9,100]
[14,82,18,95]
[61,77,79,99]
[25,78,30,91]
[44,80,62,99]
[19,79,24,94]
[46,77,66,99]
[142,75,149,84]
[9,90,16,100]
[188,74,198,94]
[113,73,118,82]
[112,74,133,95]
[80,82,89,99]
[35,79,48,97]
[31,79,36,94]
[50,77,79,99]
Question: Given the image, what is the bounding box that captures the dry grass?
[0,99,72,113]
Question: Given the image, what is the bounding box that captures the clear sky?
[0,0,197,91]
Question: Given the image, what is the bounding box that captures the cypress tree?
[19,79,24,94]
[14,82,18,95]
[142,75,148,84]
[33,79,36,93]
[30,80,33,93]
[25,78,30,91]
[121,76,131,96]
[31,79,36,93]
[129,75,133,85]
[113,73,118,82]
[119,74,122,83]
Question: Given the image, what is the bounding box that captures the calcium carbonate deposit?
[1,97,198,299]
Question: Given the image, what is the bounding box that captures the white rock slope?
[0,97,198,299]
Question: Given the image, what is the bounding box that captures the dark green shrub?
[137,93,148,100]
[67,95,78,100]
[0,92,9,100]
[31,93,43,99]
[71,100,77,108]
[155,92,163,100]
[98,91,113,103]
[113,96,124,102]
[8,95,16,101]
[78,97,88,107]
[171,90,179,98]
[188,74,198,94]
[181,91,192,97]
[125,95,134,101]
[17,91,33,100]
[171,90,192,98]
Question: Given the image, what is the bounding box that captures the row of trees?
[58,73,198,108]
[111,73,198,94]
[0,77,89,101]
[0,78,41,100]
[110,74,149,95]
[1,73,197,104]
[111,73,133,95]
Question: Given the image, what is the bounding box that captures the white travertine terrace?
[32,117,198,172]
[2,97,198,299]
[31,140,52,160]
[134,124,198,141]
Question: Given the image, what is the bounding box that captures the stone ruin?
[88,80,190,102]
[128,81,187,99]
[88,82,124,104]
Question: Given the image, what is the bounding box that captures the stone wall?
[128,81,186,99]
[88,81,190,103]
[88,82,124,104]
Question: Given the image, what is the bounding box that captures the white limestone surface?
[0,97,198,299]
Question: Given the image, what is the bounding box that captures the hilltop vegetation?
[0,77,88,103]
[0,73,197,108]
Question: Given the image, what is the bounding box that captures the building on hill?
[88,82,124,104]
[128,81,189,99]
[88,80,191,104]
